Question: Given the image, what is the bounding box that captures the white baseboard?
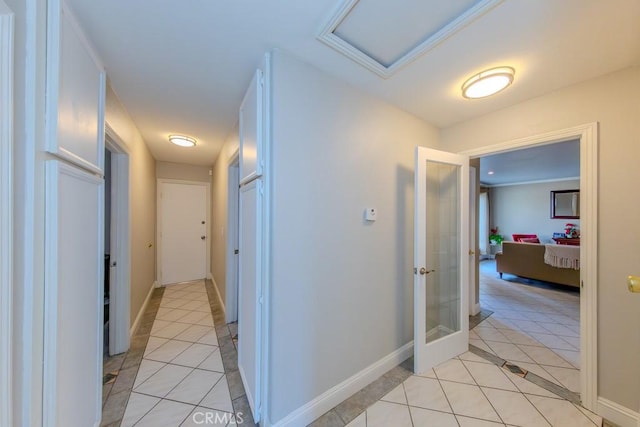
[597,397,639,427]
[471,303,481,316]
[209,273,225,315]
[269,342,414,427]
[130,281,157,337]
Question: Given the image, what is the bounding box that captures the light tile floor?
[121,281,239,427]
[114,266,599,427]
[317,260,601,427]
[341,351,601,427]
[473,260,581,394]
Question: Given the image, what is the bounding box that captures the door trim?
[157,179,211,286]
[105,124,131,353]
[226,151,240,323]
[0,3,14,425]
[460,122,598,411]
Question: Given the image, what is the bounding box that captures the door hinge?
[234,249,239,255]
[259,296,264,304]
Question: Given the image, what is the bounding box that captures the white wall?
[490,179,580,243]
[268,51,440,423]
[441,66,640,413]
[105,83,157,326]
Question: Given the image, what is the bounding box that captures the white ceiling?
[479,139,580,186]
[66,0,640,166]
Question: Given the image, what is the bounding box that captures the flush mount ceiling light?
[462,66,515,99]
[169,135,196,147]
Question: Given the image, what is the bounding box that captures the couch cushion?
[520,237,540,243]
[512,233,538,242]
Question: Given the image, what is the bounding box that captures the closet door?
[46,0,105,173]
[239,69,263,184]
[238,178,263,421]
[44,161,103,427]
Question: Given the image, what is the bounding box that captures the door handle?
[201,235,206,240]
[628,275,640,293]
[469,250,475,255]
[110,261,117,267]
[415,267,435,275]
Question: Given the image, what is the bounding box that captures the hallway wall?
[209,125,240,310]
[441,66,640,415]
[268,51,440,424]
[156,161,211,183]
[105,82,158,328]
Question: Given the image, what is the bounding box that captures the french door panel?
[414,147,469,374]
[43,161,103,427]
[237,179,262,422]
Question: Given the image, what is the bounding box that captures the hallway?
[101,280,252,426]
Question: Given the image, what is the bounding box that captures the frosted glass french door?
[414,147,469,374]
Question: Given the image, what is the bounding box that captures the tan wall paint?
[156,161,212,183]
[441,66,640,412]
[105,82,157,326]
[490,179,580,243]
[209,127,240,308]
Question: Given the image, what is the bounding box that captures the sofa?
[496,241,580,287]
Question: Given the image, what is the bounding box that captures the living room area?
[472,138,583,400]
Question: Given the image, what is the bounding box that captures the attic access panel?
[318,0,505,78]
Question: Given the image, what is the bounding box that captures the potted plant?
[489,227,504,245]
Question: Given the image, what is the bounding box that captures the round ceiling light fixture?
[462,66,515,99]
[169,135,197,147]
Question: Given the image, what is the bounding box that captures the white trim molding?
[317,0,505,78]
[130,281,156,337]
[268,342,413,427]
[597,397,640,427]
[0,2,14,426]
[209,274,226,315]
[461,122,599,412]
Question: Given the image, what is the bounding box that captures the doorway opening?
[463,123,598,410]
[104,130,131,356]
[225,153,240,323]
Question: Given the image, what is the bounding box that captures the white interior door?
[160,182,208,285]
[414,147,469,373]
[238,178,262,422]
[44,161,103,427]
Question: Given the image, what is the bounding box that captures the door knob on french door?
[418,267,435,275]
[201,235,206,240]
[469,249,475,255]
[628,275,640,293]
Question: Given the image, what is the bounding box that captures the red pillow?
[512,234,538,242]
[520,237,540,243]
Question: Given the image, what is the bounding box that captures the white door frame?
[226,151,240,323]
[460,122,598,411]
[104,124,131,353]
[469,166,480,316]
[157,179,211,286]
[0,2,14,425]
